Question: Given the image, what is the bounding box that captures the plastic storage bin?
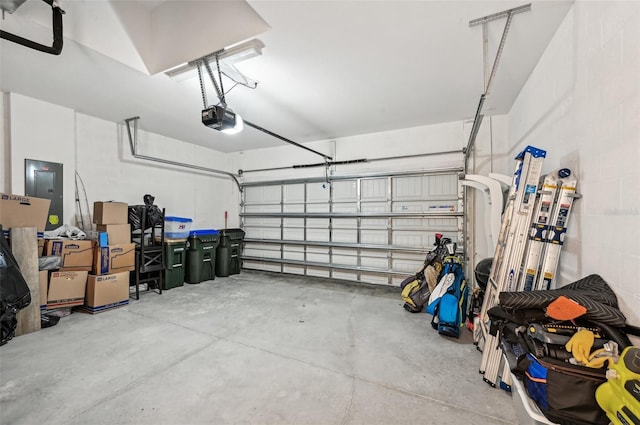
[163,240,186,290]
[185,230,220,284]
[215,228,245,277]
[164,216,193,239]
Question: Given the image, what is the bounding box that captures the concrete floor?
[0,270,518,425]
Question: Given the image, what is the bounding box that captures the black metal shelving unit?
[130,206,165,300]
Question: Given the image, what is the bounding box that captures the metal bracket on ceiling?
[123,116,243,192]
[465,3,531,163]
[191,52,333,162]
[0,0,64,55]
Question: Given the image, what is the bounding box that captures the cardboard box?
[93,201,128,225]
[45,239,95,271]
[39,270,48,310]
[47,270,88,308]
[93,243,135,275]
[0,193,51,231]
[81,271,130,314]
[96,224,131,244]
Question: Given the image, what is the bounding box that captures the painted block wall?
[231,115,510,268]
[506,1,640,327]
[232,120,469,183]
[5,93,240,231]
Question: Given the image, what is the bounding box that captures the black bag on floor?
[0,227,32,346]
[518,354,609,425]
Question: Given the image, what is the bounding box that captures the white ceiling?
[0,0,573,154]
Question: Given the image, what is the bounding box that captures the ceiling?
[0,0,573,154]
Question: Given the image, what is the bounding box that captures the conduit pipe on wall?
[0,0,64,55]
[124,117,242,192]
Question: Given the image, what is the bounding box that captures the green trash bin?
[185,230,220,284]
[163,240,186,290]
[215,228,245,277]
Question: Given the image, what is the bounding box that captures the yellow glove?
[565,329,595,364]
[584,348,612,369]
[585,355,611,369]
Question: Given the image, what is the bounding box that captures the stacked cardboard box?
[0,193,49,256]
[0,194,86,310]
[81,202,134,314]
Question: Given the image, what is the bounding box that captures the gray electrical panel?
[25,159,63,231]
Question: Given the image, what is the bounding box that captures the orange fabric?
[546,295,587,321]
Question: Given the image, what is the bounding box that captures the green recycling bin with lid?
[215,228,245,277]
[185,229,220,283]
[163,240,186,290]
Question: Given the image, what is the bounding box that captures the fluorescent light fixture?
[165,39,264,80]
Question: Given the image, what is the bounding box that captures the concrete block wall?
[231,115,509,266]
[506,1,640,327]
[231,119,470,183]
[4,93,240,231]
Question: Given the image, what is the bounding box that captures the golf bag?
[400,234,451,313]
[426,256,468,337]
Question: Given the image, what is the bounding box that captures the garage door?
[241,169,464,286]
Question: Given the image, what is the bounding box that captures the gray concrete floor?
[0,270,517,425]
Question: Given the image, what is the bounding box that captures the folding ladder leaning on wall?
[476,145,546,389]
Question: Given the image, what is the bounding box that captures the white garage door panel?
[245,185,281,204]
[332,254,357,266]
[283,217,304,227]
[283,264,305,275]
[244,204,281,214]
[307,228,329,241]
[428,174,459,198]
[360,249,387,259]
[332,203,357,213]
[362,201,388,213]
[360,256,388,269]
[244,227,281,240]
[392,258,421,274]
[244,260,282,272]
[332,181,357,201]
[307,203,330,213]
[392,231,431,247]
[283,250,305,260]
[307,253,329,264]
[244,246,280,258]
[333,270,359,281]
[283,184,304,202]
[283,228,304,240]
[306,218,329,228]
[361,273,389,285]
[307,184,330,203]
[360,230,388,245]
[306,267,330,278]
[244,216,281,227]
[283,204,305,213]
[333,230,357,243]
[361,178,387,201]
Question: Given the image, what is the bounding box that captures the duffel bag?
[518,354,609,425]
